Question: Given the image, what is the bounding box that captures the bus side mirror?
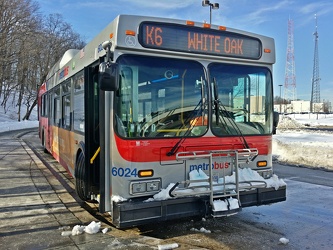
[273,111,279,134]
[99,62,119,91]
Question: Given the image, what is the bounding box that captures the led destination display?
[139,22,262,59]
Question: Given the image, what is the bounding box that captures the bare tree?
[0,0,85,120]
[0,0,38,118]
[22,13,85,120]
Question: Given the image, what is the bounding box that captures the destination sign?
[139,22,262,59]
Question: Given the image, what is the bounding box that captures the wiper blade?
[167,77,207,156]
[212,78,250,149]
[166,100,203,156]
[213,77,219,126]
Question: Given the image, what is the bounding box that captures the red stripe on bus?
[114,134,271,162]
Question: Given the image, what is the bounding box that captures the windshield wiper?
[213,77,219,126]
[212,78,250,149]
[166,100,203,156]
[167,78,207,156]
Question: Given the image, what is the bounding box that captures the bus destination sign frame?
[139,22,262,60]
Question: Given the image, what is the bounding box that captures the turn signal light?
[257,161,268,167]
[138,169,154,177]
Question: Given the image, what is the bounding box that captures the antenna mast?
[310,14,320,112]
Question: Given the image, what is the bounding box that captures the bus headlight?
[130,179,161,194]
[132,182,146,193]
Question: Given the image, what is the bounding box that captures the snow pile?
[273,129,333,170]
[222,168,286,190]
[190,227,211,233]
[213,197,239,212]
[84,221,101,234]
[279,237,290,245]
[111,195,127,202]
[265,174,287,190]
[273,113,333,170]
[0,120,38,133]
[60,221,105,236]
[284,113,333,127]
[72,225,85,235]
[144,183,175,202]
[157,243,179,250]
[277,115,304,129]
[152,183,175,200]
[188,169,209,188]
[144,168,285,202]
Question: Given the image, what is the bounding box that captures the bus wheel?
[75,152,89,201]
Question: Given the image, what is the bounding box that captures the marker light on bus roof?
[264,48,271,53]
[109,33,114,39]
[125,30,136,36]
[186,20,195,26]
[203,23,211,28]
[218,26,227,31]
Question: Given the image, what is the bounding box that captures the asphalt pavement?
[0,130,182,250]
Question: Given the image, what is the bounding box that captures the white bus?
[39,15,285,228]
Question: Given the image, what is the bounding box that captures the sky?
[34,0,333,105]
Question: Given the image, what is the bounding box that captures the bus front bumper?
[111,186,286,228]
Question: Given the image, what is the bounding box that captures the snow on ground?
[274,114,333,170]
[0,92,38,133]
[0,120,39,133]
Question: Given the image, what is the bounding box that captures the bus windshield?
[115,55,208,138]
[209,63,273,135]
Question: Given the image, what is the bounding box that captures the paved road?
[1,128,333,249]
[274,162,333,187]
[0,129,193,250]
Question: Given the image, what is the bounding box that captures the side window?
[73,72,85,132]
[62,95,71,129]
[53,86,61,126]
[41,93,48,117]
[61,80,72,130]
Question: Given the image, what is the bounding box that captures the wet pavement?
[0,130,191,250]
[2,129,333,250]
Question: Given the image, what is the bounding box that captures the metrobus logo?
[189,161,230,171]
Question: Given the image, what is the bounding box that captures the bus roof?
[45,14,275,90]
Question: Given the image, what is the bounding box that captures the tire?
[75,152,89,201]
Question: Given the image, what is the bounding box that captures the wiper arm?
[167,78,207,156]
[213,77,219,126]
[166,100,202,156]
[212,78,250,149]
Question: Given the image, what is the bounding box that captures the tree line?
[0,0,85,121]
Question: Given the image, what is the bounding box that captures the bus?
[38,15,286,228]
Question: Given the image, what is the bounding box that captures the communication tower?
[310,14,320,112]
[284,17,297,104]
